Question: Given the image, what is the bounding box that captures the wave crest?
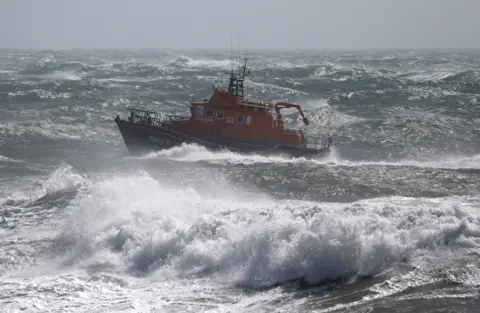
[51,171,480,288]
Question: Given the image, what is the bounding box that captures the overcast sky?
[0,0,478,50]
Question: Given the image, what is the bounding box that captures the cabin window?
[246,116,253,125]
[206,110,213,118]
[216,111,224,119]
[195,106,205,116]
[237,114,244,124]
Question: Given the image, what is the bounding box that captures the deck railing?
[125,108,163,126]
[124,108,191,126]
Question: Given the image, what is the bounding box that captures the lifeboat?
[114,58,333,158]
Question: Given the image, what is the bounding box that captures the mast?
[227,57,250,97]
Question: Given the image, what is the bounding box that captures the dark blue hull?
[115,119,330,158]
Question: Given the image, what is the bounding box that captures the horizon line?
[0,47,479,52]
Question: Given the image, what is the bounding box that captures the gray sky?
[0,0,478,50]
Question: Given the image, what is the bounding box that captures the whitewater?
[1,49,479,312]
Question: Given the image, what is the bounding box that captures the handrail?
[123,108,191,126]
[126,108,163,126]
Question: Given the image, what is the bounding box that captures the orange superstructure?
[162,58,314,148]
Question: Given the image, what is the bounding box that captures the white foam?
[401,70,460,82]
[135,143,480,170]
[0,118,118,143]
[171,55,238,69]
[42,164,87,195]
[0,154,23,164]
[324,152,480,170]
[286,100,365,128]
[41,70,82,81]
[246,80,308,96]
[49,169,480,290]
[0,164,87,206]
[138,143,308,165]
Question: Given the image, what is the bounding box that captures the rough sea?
[0,49,479,313]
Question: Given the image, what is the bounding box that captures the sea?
[0,49,479,313]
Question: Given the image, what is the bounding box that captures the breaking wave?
[46,169,480,289]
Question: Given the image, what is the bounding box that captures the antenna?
[223,36,251,98]
[229,35,234,74]
[238,39,241,59]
